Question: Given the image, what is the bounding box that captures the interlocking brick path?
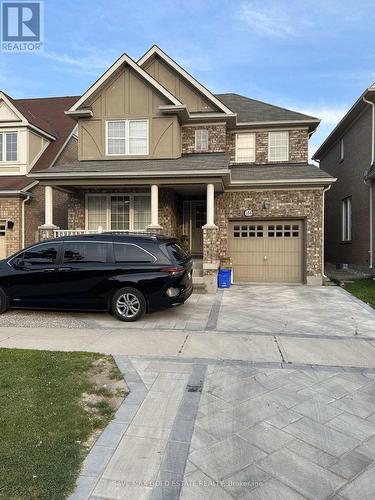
[71,357,375,500]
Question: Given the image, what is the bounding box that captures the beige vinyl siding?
[78,65,181,161]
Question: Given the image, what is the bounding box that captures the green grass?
[0,349,121,500]
[345,279,375,309]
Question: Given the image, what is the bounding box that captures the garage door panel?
[229,220,303,283]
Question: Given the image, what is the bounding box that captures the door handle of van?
[58,267,72,272]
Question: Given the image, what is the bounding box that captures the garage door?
[228,220,303,283]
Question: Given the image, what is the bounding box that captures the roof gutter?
[28,169,230,179]
[229,177,336,186]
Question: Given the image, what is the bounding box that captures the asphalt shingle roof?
[216,93,319,124]
[40,153,230,174]
[230,163,334,182]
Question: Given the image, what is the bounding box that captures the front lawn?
[0,349,126,499]
[345,279,375,309]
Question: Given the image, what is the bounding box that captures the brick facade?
[226,128,309,164]
[0,197,22,256]
[181,124,226,154]
[212,188,323,283]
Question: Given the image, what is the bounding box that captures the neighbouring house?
[313,84,375,275]
[0,93,79,257]
[22,46,335,291]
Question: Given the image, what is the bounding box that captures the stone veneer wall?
[0,197,22,256]
[210,188,323,282]
[68,187,180,236]
[181,124,226,154]
[226,129,309,164]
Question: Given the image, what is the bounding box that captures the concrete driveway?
[2,285,375,499]
[0,284,373,338]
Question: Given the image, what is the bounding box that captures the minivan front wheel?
[111,287,146,322]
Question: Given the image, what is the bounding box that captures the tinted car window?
[114,243,155,263]
[167,243,189,262]
[22,244,60,266]
[63,242,108,263]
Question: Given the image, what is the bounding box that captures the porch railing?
[53,229,148,238]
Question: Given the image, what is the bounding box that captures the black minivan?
[0,233,193,321]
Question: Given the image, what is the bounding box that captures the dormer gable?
[138,45,233,115]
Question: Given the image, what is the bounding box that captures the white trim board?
[67,53,183,114]
[138,45,233,115]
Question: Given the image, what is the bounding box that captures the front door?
[191,203,206,254]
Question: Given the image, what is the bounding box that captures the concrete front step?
[193,276,206,294]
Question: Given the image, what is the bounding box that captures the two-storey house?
[313,84,375,275]
[28,46,334,291]
[0,93,78,257]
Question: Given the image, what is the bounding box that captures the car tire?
[111,287,146,322]
[0,288,8,314]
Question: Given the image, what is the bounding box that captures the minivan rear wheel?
[111,287,146,322]
[0,289,8,314]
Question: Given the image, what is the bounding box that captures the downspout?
[21,195,30,248]
[363,96,375,269]
[322,184,332,278]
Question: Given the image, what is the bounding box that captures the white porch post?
[43,186,55,227]
[147,184,162,230]
[203,183,217,228]
[38,185,59,240]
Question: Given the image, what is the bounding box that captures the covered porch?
[38,180,221,292]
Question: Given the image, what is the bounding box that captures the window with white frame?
[106,120,148,156]
[339,137,344,162]
[235,133,255,163]
[0,131,17,162]
[86,194,151,231]
[195,129,208,151]
[268,131,289,162]
[342,197,352,242]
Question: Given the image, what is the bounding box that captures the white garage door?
[228,220,304,283]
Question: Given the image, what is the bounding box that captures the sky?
[1,0,374,158]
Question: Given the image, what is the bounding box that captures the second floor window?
[269,131,289,162]
[195,129,208,151]
[235,133,255,163]
[0,131,17,162]
[106,120,148,156]
[342,197,352,242]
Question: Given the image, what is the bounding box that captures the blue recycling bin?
[218,269,232,288]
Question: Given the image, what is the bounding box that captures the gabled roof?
[29,96,79,171]
[67,53,183,115]
[0,176,38,193]
[313,84,375,161]
[216,93,320,129]
[138,45,234,115]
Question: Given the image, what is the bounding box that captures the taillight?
[160,267,185,276]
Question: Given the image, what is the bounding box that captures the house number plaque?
[244,209,254,217]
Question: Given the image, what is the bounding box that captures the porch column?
[203,183,217,228]
[44,186,54,226]
[147,184,163,231]
[38,185,59,241]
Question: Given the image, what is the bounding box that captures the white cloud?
[297,106,348,126]
[38,49,117,76]
[239,2,298,37]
